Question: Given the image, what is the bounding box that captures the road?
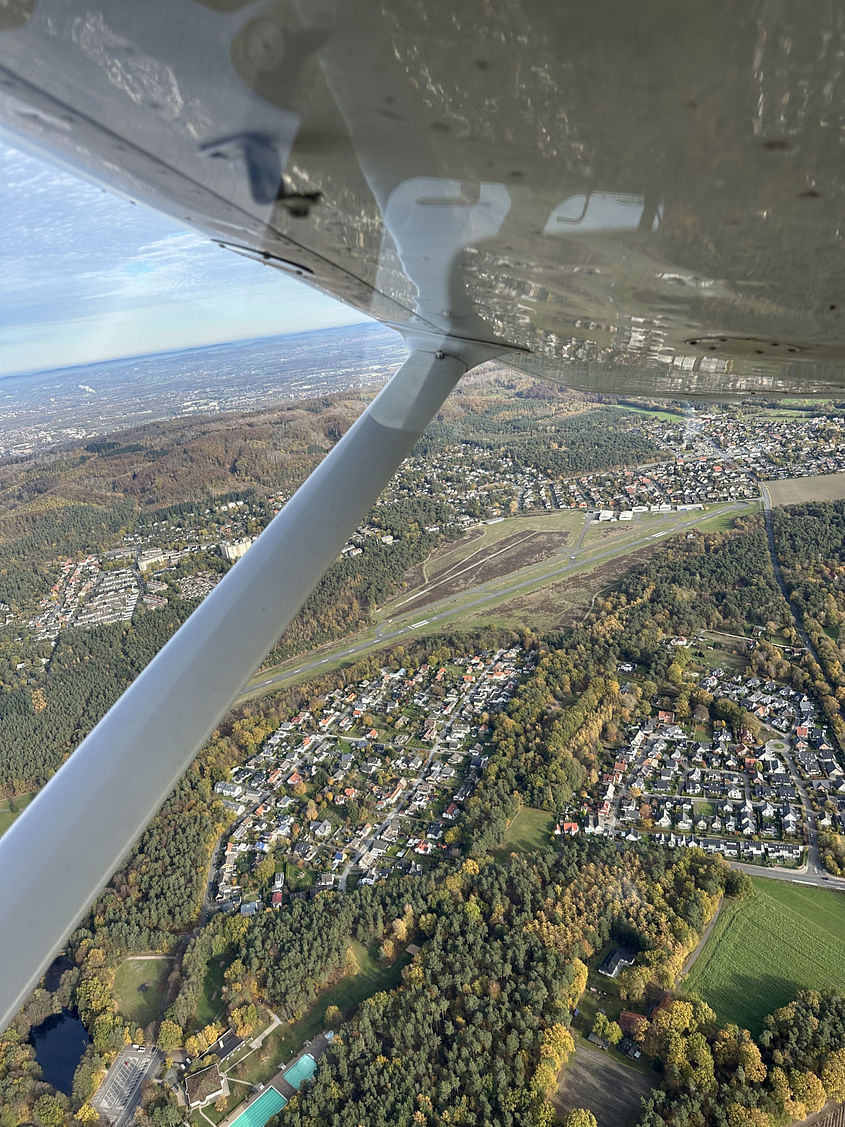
[241,503,750,702]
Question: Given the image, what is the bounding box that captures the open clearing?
[684,877,845,1035]
[554,1042,653,1127]
[495,806,554,856]
[113,956,172,1029]
[392,514,583,617]
[0,791,35,837]
[767,471,845,506]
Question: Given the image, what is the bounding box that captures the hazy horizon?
[0,136,371,378]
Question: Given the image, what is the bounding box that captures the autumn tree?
[562,1110,598,1127]
[156,1019,182,1053]
[592,1013,622,1045]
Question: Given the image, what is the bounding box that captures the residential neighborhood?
[560,660,845,869]
[207,646,536,910]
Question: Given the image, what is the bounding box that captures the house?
[599,947,636,978]
[619,1011,647,1037]
[314,819,333,839]
[185,1063,227,1110]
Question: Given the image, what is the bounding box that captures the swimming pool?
[230,1086,287,1127]
[283,1053,316,1090]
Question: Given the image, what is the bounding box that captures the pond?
[30,1009,90,1095]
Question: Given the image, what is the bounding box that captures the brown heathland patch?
[397,530,572,615]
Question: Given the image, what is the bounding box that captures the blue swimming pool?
[231,1086,287,1127]
[283,1053,316,1089]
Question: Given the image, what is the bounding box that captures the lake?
[30,1010,90,1095]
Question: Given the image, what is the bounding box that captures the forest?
[0,597,199,794]
[414,403,660,475]
[638,990,845,1127]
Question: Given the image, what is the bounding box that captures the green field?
[684,878,845,1034]
[0,792,35,836]
[191,956,227,1031]
[495,806,554,856]
[113,957,172,1029]
[611,404,687,423]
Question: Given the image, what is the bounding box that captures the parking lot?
[91,1046,162,1126]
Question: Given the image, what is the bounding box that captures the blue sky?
[0,138,369,377]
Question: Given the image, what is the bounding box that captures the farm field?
[113,956,172,1029]
[767,471,845,506]
[554,1041,653,1127]
[684,877,845,1035]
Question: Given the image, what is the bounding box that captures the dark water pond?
[30,1009,90,1095]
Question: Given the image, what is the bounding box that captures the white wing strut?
[0,343,484,1032]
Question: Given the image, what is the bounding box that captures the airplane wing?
[0,0,843,1027]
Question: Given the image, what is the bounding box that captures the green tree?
[592,1013,622,1045]
[34,1094,67,1127]
[562,1111,598,1127]
[156,1019,182,1053]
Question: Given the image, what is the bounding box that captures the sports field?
[684,877,845,1034]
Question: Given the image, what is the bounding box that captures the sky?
[0,137,369,377]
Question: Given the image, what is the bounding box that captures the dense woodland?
[276,842,727,1127]
[415,403,659,475]
[638,990,845,1127]
[0,598,199,794]
[774,501,845,712]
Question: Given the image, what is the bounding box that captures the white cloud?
[0,136,369,371]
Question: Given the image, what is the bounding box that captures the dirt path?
[121,953,175,964]
[679,897,723,980]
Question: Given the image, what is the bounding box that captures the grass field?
[767,472,845,507]
[693,504,760,533]
[191,957,227,1031]
[610,404,687,423]
[0,792,35,837]
[495,806,554,856]
[684,877,845,1035]
[113,957,172,1029]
